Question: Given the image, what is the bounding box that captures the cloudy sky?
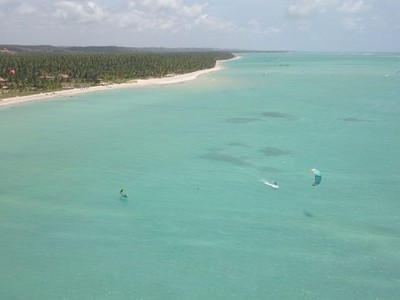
[0,0,399,51]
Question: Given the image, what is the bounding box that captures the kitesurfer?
[120,188,128,198]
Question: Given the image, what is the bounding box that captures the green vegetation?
[0,52,234,97]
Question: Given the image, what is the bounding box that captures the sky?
[0,0,399,52]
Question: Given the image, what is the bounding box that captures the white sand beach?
[0,58,231,107]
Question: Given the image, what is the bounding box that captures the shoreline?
[0,57,237,107]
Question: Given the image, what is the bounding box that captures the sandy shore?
[0,58,233,107]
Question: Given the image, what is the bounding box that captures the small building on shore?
[0,77,8,91]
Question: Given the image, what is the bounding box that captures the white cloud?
[264,26,284,36]
[55,0,229,34]
[0,1,245,37]
[248,19,261,30]
[195,14,236,32]
[54,1,110,23]
[341,17,365,31]
[15,3,37,14]
[128,0,206,17]
[121,9,179,32]
[286,0,338,18]
[338,1,369,13]
[371,15,387,27]
[248,19,284,36]
[286,0,372,18]
[115,0,236,33]
[2,0,397,51]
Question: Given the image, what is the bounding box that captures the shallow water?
[1,52,400,299]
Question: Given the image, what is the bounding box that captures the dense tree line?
[0,52,234,93]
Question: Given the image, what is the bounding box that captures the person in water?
[120,188,127,198]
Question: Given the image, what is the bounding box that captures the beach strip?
[0,58,234,107]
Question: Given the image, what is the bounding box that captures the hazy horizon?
[1,45,400,54]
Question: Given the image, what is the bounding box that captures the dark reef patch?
[200,152,251,167]
[262,111,297,120]
[228,142,251,148]
[259,166,280,173]
[343,117,374,122]
[227,117,264,124]
[260,147,292,157]
[303,211,314,218]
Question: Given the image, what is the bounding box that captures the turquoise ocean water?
[1,53,400,299]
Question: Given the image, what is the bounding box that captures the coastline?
[0,57,236,107]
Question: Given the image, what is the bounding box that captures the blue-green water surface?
[1,53,400,299]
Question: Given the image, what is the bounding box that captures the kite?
[311,168,322,186]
